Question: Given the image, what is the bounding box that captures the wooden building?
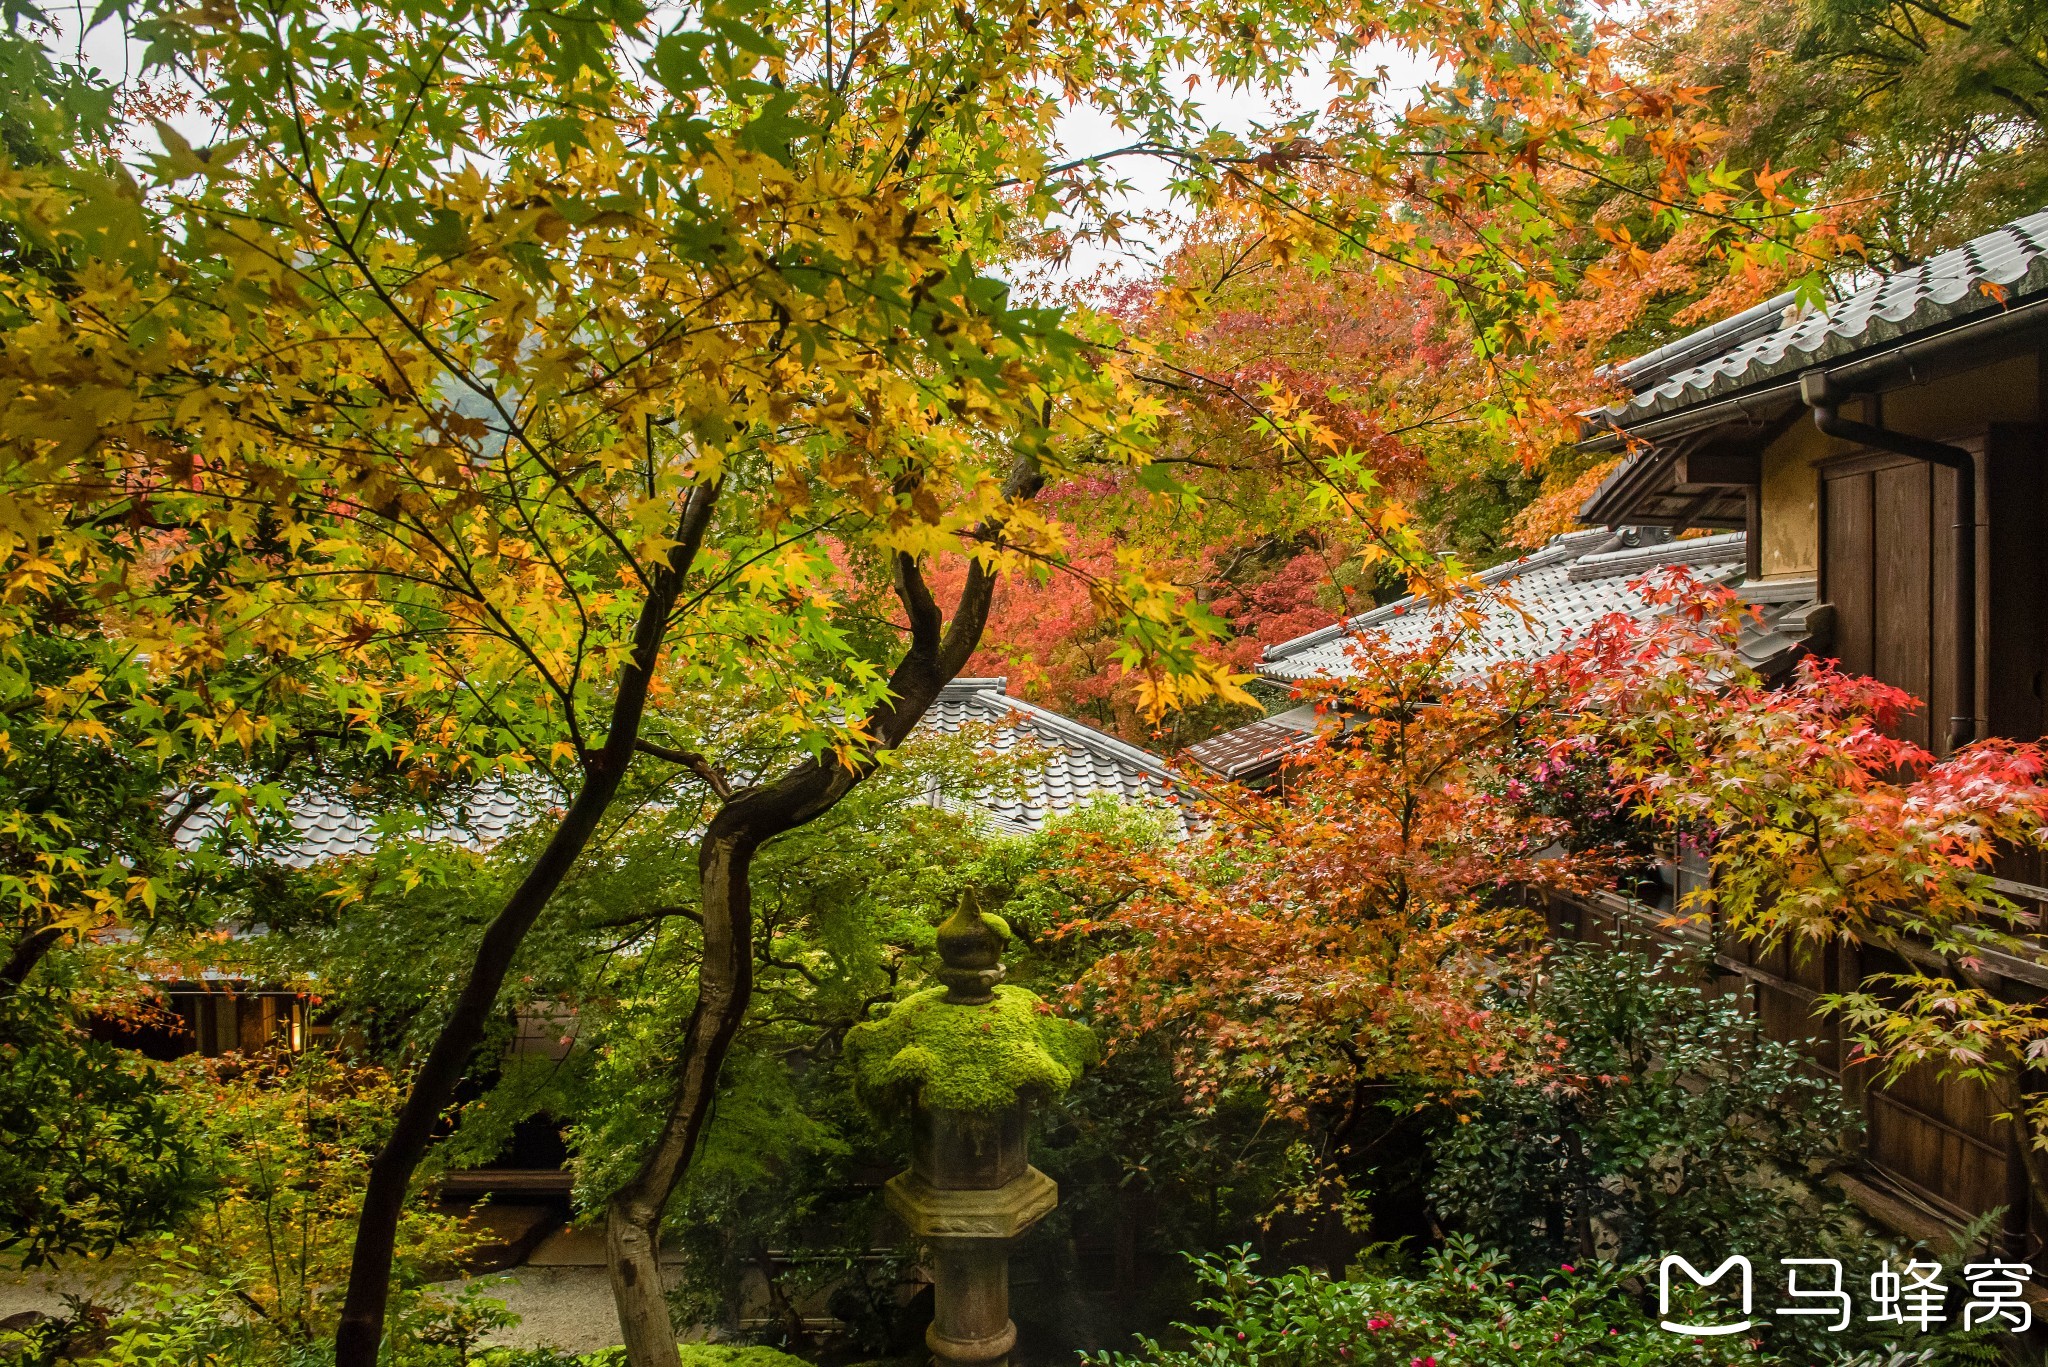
[1579,206,2048,1260]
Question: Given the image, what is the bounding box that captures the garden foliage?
[0,987,197,1266]
[1432,941,1860,1269]
[1090,1241,2004,1367]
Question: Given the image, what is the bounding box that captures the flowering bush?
[1089,1238,1773,1366]
[1087,1239,1998,1367]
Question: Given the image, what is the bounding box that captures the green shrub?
[1091,1239,1775,1367]
[0,989,199,1265]
[1431,940,1859,1268]
[1088,1240,2005,1367]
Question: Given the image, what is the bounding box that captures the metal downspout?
[1797,370,1982,752]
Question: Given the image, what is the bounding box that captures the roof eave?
[1579,291,2048,527]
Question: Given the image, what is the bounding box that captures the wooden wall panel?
[1985,426,2046,745]
[1873,462,1934,750]
[1826,469,1876,677]
[1754,982,1818,1062]
[1878,1053,2004,1145]
[1865,1086,2009,1218]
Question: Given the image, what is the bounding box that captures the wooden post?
[1744,484,1762,580]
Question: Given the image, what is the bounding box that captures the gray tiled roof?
[172,685,1179,863]
[1189,531,1819,781]
[919,679,1183,835]
[1600,208,2048,426]
[1258,530,1753,683]
[173,786,537,868]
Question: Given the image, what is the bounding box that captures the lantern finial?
[935,888,1005,1004]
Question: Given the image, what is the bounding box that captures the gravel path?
[448,1224,685,1354]
[0,1263,129,1321]
[459,1266,628,1354]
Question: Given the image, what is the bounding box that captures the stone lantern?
[842,893,1096,1367]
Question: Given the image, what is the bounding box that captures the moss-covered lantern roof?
[843,893,1096,1115]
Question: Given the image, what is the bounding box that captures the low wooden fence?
[1546,865,2048,1270]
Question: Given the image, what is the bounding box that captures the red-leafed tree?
[1071,575,2048,1196]
[1062,604,1636,1118]
[930,529,1349,744]
[929,0,1859,748]
[1570,578,2048,1201]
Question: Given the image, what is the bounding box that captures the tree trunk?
[603,744,884,1362]
[335,773,629,1366]
[606,825,763,1367]
[604,462,1036,1367]
[333,480,720,1367]
[1993,1068,2047,1257]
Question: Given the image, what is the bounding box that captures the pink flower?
[1560,1263,1575,1273]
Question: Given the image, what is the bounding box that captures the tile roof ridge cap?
[1601,207,2048,420]
[1477,533,1597,579]
[940,675,1009,694]
[1580,528,1744,558]
[1567,530,1747,579]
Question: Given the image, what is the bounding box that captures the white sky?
[1046,47,1442,288]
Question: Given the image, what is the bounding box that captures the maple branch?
[161,786,215,840]
[345,33,461,251]
[245,63,653,591]
[634,740,733,799]
[668,513,847,625]
[334,476,721,1367]
[0,925,64,990]
[587,903,703,929]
